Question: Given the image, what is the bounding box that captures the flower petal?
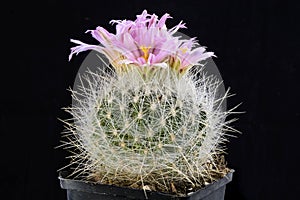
[181,47,214,67]
[137,57,146,65]
[147,53,156,64]
[148,14,158,28]
[136,10,150,23]
[169,21,186,35]
[153,62,168,68]
[69,39,104,61]
[86,27,114,45]
[157,13,172,29]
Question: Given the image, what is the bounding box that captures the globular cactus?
[60,10,238,195]
[61,65,234,194]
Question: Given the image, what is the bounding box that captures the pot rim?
[59,169,234,199]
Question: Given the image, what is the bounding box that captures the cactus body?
[62,65,232,194]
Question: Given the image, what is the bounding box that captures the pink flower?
[69,10,214,73]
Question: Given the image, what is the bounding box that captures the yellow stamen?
[180,47,188,54]
[140,46,151,61]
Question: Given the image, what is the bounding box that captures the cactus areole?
[59,10,239,199]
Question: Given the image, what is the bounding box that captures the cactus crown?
[60,10,239,196]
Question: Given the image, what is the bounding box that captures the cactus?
[60,10,238,196]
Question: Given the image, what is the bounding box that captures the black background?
[1,0,299,199]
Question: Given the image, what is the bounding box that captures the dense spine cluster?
[61,65,235,195]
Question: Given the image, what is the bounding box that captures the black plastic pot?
[59,170,234,200]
